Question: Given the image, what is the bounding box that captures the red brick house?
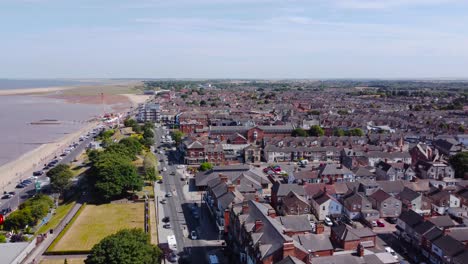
[330,224,376,250]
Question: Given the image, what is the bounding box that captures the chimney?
[315,223,324,234]
[242,203,249,214]
[255,220,263,232]
[357,243,365,257]
[267,208,276,218]
[283,241,295,258]
[224,209,230,233]
[219,173,228,183]
[443,228,451,235]
[323,186,327,194]
[227,184,235,193]
[255,194,259,202]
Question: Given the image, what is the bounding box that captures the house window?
[322,206,326,210]
[304,208,309,212]
[383,203,387,208]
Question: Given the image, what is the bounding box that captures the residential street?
[153,126,225,264]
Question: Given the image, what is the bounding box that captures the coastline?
[0,84,151,193]
[0,121,98,191]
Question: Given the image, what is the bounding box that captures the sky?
[1,0,468,79]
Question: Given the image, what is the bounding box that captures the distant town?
[1,79,467,264]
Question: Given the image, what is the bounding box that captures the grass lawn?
[50,203,144,252]
[40,258,85,264]
[36,201,76,235]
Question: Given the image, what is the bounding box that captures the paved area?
[22,202,84,264]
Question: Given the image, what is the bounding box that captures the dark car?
[33,171,44,176]
[22,180,33,185]
[162,216,170,223]
[2,194,13,199]
[8,191,16,195]
[386,217,398,224]
[16,183,26,188]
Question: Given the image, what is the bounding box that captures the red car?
[376,220,385,227]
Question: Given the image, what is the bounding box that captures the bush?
[199,162,213,172]
[0,234,6,243]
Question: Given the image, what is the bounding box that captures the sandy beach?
[0,121,98,192]
[0,83,151,193]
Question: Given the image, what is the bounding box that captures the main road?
[153,125,224,264]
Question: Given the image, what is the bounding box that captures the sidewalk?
[22,202,83,264]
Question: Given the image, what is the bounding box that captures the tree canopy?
[309,125,325,137]
[292,128,308,137]
[199,162,213,172]
[5,194,53,231]
[85,228,162,264]
[48,164,73,195]
[449,152,468,178]
[171,130,184,144]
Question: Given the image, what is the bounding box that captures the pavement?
[153,126,225,264]
[22,202,84,264]
[0,132,96,215]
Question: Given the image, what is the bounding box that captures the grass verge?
[36,201,77,235]
[47,203,86,252]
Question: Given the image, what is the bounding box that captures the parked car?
[33,171,44,176]
[324,216,333,226]
[190,230,198,240]
[160,199,167,204]
[168,252,178,263]
[2,194,13,199]
[165,192,173,197]
[386,217,398,224]
[8,191,16,196]
[385,247,398,259]
[376,220,385,227]
[162,216,170,223]
[163,223,172,229]
[371,220,378,227]
[16,183,26,189]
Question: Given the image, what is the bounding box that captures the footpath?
[21,202,83,264]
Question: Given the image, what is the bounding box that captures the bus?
[167,235,177,251]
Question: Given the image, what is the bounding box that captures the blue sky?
[1,0,468,79]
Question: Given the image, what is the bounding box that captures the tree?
[309,125,324,137]
[85,229,162,264]
[337,109,349,115]
[48,165,73,195]
[64,259,68,264]
[124,118,138,128]
[171,130,184,144]
[119,137,143,157]
[200,100,207,106]
[449,152,468,178]
[308,110,320,115]
[92,152,143,201]
[199,162,213,172]
[292,128,308,137]
[333,128,345,137]
[143,129,154,139]
[346,128,364,137]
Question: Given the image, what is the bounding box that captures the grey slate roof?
[433,235,465,257]
[278,215,312,233]
[293,233,334,253]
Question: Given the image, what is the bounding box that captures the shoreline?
[0,87,152,193]
[0,121,98,191]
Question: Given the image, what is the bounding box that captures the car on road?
[2,194,13,199]
[170,171,175,175]
[385,247,398,259]
[22,180,33,185]
[8,191,16,196]
[163,223,172,229]
[376,220,385,227]
[168,252,178,263]
[1,208,12,215]
[192,210,199,220]
[16,183,26,189]
[324,216,333,226]
[33,171,44,176]
[163,167,167,172]
[162,216,170,223]
[165,192,173,197]
[160,199,167,204]
[190,230,198,240]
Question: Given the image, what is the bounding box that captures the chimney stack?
[227,184,235,193]
[315,223,324,234]
[255,194,259,202]
[267,208,276,218]
[283,241,295,258]
[255,220,263,232]
[219,173,228,183]
[357,243,365,257]
[242,203,249,214]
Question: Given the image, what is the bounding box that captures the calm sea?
[0,95,109,166]
[0,79,104,90]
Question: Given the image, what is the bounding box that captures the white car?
[190,230,197,240]
[163,167,167,172]
[385,247,398,259]
[324,217,333,226]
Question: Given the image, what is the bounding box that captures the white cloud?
[331,0,459,9]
